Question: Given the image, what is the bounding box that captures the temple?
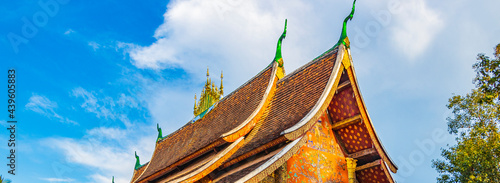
[128,1,397,182]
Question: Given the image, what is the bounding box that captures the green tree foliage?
[432,44,500,183]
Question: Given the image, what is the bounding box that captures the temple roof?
[223,46,339,165]
[223,45,395,183]
[130,3,398,180]
[131,43,398,183]
[134,63,277,182]
[130,162,148,182]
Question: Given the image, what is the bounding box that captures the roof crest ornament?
[156,123,167,142]
[273,19,287,67]
[220,71,224,96]
[273,19,287,79]
[336,0,356,48]
[134,151,142,170]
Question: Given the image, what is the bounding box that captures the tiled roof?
[131,42,398,183]
[137,66,274,181]
[214,145,284,183]
[226,48,339,162]
[215,158,269,183]
[130,162,148,182]
[216,44,397,182]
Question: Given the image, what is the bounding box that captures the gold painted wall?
[286,112,348,183]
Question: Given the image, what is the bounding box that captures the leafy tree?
[432,43,500,183]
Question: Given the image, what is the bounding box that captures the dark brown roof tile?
[227,48,339,163]
[138,66,274,181]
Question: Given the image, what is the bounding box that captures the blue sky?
[0,0,499,182]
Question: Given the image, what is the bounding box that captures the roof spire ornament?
[336,0,356,48]
[156,123,165,142]
[273,19,287,79]
[112,176,115,183]
[134,151,141,170]
[207,67,210,78]
[273,19,287,67]
[220,71,224,96]
[193,68,224,118]
[194,93,198,111]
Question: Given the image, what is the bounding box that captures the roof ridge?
[156,64,274,144]
[218,63,273,104]
[279,46,339,82]
[281,45,345,139]
[138,63,276,182]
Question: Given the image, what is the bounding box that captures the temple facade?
[128,2,397,183]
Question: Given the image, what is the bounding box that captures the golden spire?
[194,93,197,109]
[194,68,224,117]
[220,71,224,96]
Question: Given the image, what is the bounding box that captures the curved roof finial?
[337,0,356,48]
[273,19,287,67]
[134,151,141,170]
[156,123,163,142]
[220,71,224,96]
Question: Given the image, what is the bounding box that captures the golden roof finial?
[220,71,224,96]
[206,67,210,77]
[194,94,198,110]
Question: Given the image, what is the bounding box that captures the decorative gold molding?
[337,80,351,91]
[136,139,226,183]
[331,114,362,130]
[221,136,287,169]
[341,38,351,69]
[348,148,377,159]
[235,136,307,183]
[167,137,245,183]
[222,62,279,142]
[346,66,398,173]
[281,46,345,140]
[355,159,381,172]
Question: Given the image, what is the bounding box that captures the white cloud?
[64,29,75,35]
[122,0,355,86]
[87,0,500,183]
[40,177,75,182]
[72,87,117,121]
[112,1,447,182]
[86,127,127,140]
[389,0,443,60]
[25,94,78,125]
[43,125,156,183]
[88,41,101,51]
[71,86,149,129]
[117,93,138,109]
